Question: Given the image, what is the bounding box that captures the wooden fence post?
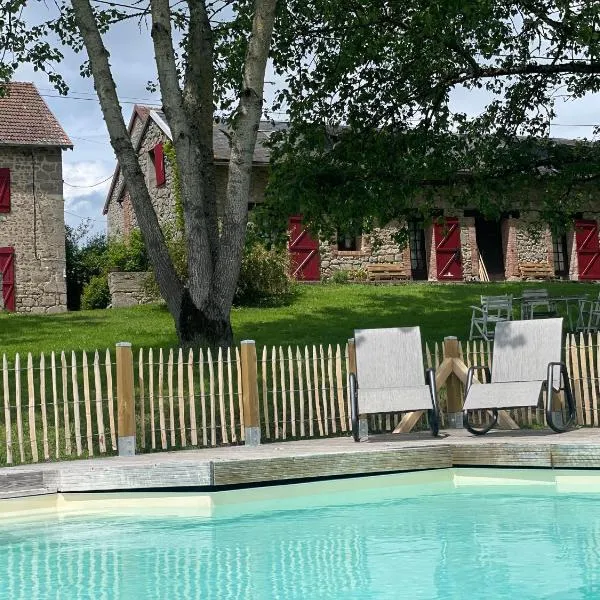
[240,340,261,446]
[443,336,463,428]
[116,342,135,456]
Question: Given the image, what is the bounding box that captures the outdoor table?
[549,296,588,331]
[514,295,588,331]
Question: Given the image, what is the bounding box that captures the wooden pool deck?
[1,428,600,499]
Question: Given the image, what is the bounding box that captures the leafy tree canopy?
[263,0,600,236]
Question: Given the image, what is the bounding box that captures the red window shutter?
[0,169,10,213]
[154,143,165,186]
[0,247,15,311]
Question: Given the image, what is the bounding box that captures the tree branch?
[150,0,214,309]
[71,0,184,317]
[213,0,278,309]
[447,60,600,87]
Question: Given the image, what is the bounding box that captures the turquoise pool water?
[2,486,600,599]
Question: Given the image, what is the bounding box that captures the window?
[553,234,568,277]
[0,168,10,213]
[150,143,165,187]
[408,220,427,279]
[337,232,361,251]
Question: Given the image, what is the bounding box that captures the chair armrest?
[470,305,485,314]
[465,365,491,398]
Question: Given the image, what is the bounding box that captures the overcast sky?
[14,7,600,238]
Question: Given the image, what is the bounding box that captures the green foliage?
[81,274,110,310]
[162,141,185,234]
[330,269,350,284]
[103,229,150,273]
[67,225,150,311]
[263,0,600,235]
[65,221,107,311]
[234,235,294,306]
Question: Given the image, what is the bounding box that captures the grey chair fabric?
[463,318,563,411]
[354,327,431,414]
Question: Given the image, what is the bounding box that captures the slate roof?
[151,109,285,164]
[0,82,73,148]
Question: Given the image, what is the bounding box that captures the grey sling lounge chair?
[349,327,440,441]
[462,318,576,435]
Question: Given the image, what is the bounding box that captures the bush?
[65,222,107,310]
[330,269,350,284]
[104,229,149,272]
[234,240,294,305]
[81,274,111,310]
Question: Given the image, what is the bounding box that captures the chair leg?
[463,408,498,435]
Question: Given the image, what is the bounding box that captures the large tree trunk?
[72,0,278,348]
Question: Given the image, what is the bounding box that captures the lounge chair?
[349,327,440,441]
[463,318,576,435]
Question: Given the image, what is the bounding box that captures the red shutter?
[0,247,15,311]
[288,215,320,281]
[0,169,10,213]
[434,217,462,280]
[154,143,165,186]
[575,219,600,280]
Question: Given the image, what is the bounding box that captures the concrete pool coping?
[2,427,600,512]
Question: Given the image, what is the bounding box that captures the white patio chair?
[520,289,557,320]
[463,318,576,435]
[349,327,440,441]
[577,293,600,333]
[469,295,512,341]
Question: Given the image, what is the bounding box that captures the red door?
[288,215,320,281]
[434,217,462,280]
[575,219,600,280]
[0,247,15,311]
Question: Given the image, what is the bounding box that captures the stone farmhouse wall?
[106,120,269,239]
[0,146,67,312]
[320,210,585,282]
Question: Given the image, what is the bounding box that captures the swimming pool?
[1,469,600,599]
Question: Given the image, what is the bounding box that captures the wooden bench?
[366,264,409,282]
[519,262,554,280]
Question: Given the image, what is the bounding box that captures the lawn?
[0,281,597,356]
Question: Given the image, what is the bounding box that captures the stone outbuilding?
[103,106,275,237]
[105,108,597,286]
[0,82,71,312]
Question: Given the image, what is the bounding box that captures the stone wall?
[319,223,411,279]
[516,220,551,265]
[108,271,155,307]
[0,146,67,313]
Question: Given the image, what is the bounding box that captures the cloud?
[62,161,113,202]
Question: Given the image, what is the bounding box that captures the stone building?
[0,83,71,312]
[105,107,598,285]
[104,106,273,237]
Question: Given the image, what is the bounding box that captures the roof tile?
[0,82,73,148]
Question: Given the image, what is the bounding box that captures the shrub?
[81,274,111,310]
[104,229,149,273]
[330,269,350,284]
[65,222,107,310]
[234,240,294,305]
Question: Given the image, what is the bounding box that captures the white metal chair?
[463,318,576,435]
[577,293,600,333]
[349,327,440,441]
[469,295,512,341]
[520,289,557,320]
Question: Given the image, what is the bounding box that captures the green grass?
[0,280,597,356]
